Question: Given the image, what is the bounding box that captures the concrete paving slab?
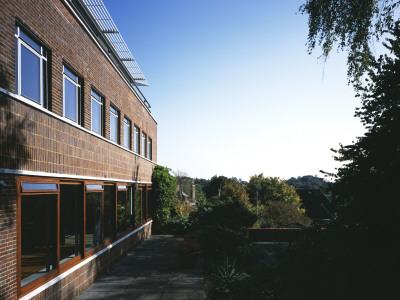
[76,235,206,300]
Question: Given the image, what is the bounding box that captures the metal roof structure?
[81,0,149,87]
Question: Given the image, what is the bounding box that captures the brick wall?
[0,174,17,300]
[0,0,157,182]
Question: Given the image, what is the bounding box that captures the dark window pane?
[147,188,152,219]
[60,185,82,264]
[104,185,116,241]
[64,78,77,122]
[86,184,103,190]
[21,44,40,103]
[91,99,102,134]
[85,192,102,250]
[134,187,142,226]
[127,187,133,228]
[21,194,57,286]
[117,191,127,235]
[22,182,57,191]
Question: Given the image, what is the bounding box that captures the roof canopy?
[81,0,149,86]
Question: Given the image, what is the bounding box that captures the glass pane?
[21,194,57,286]
[142,133,146,157]
[127,187,133,228]
[110,112,118,143]
[117,191,127,235]
[91,90,101,101]
[86,184,103,190]
[64,78,77,122]
[147,188,152,219]
[21,44,40,103]
[124,121,131,149]
[134,188,142,226]
[104,185,116,241]
[22,182,57,191]
[148,139,152,160]
[20,31,41,53]
[118,185,127,190]
[85,192,102,250]
[134,127,139,153]
[64,67,77,82]
[91,99,102,134]
[60,185,82,264]
[110,106,117,115]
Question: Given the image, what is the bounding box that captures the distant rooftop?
[80,0,149,87]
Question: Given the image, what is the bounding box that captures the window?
[91,90,103,135]
[148,137,152,160]
[103,185,116,241]
[85,190,103,251]
[134,125,140,154]
[142,132,147,157]
[134,185,142,226]
[15,25,48,106]
[124,117,131,149]
[21,194,57,286]
[60,184,82,265]
[110,105,119,143]
[63,65,81,123]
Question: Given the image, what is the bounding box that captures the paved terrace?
[76,235,206,300]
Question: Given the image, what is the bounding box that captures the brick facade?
[0,0,158,299]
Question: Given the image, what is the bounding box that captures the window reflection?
[85,192,102,251]
[60,185,82,264]
[104,185,116,241]
[21,194,57,286]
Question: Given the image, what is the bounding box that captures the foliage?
[190,198,257,231]
[286,175,328,190]
[205,175,229,200]
[221,181,250,204]
[255,202,312,228]
[330,22,400,229]
[194,184,207,207]
[151,165,177,228]
[177,239,201,256]
[299,0,400,82]
[247,174,302,208]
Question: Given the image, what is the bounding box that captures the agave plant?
[212,257,250,289]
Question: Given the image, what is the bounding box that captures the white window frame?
[91,90,103,135]
[63,65,81,123]
[15,25,48,107]
[123,117,131,149]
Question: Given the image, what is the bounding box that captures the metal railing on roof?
[81,0,149,87]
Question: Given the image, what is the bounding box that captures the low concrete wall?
[21,221,152,300]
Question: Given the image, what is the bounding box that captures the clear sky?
[104,0,365,181]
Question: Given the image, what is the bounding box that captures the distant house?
[297,189,334,222]
[0,0,157,299]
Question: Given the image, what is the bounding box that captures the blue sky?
[104,0,365,181]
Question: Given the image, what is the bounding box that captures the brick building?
[0,0,157,299]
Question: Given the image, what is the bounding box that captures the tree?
[151,165,177,227]
[256,201,311,228]
[330,22,400,229]
[205,175,229,200]
[286,175,328,190]
[299,0,400,82]
[221,181,250,204]
[247,174,302,208]
[174,169,189,202]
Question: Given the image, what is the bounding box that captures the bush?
[255,201,311,228]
